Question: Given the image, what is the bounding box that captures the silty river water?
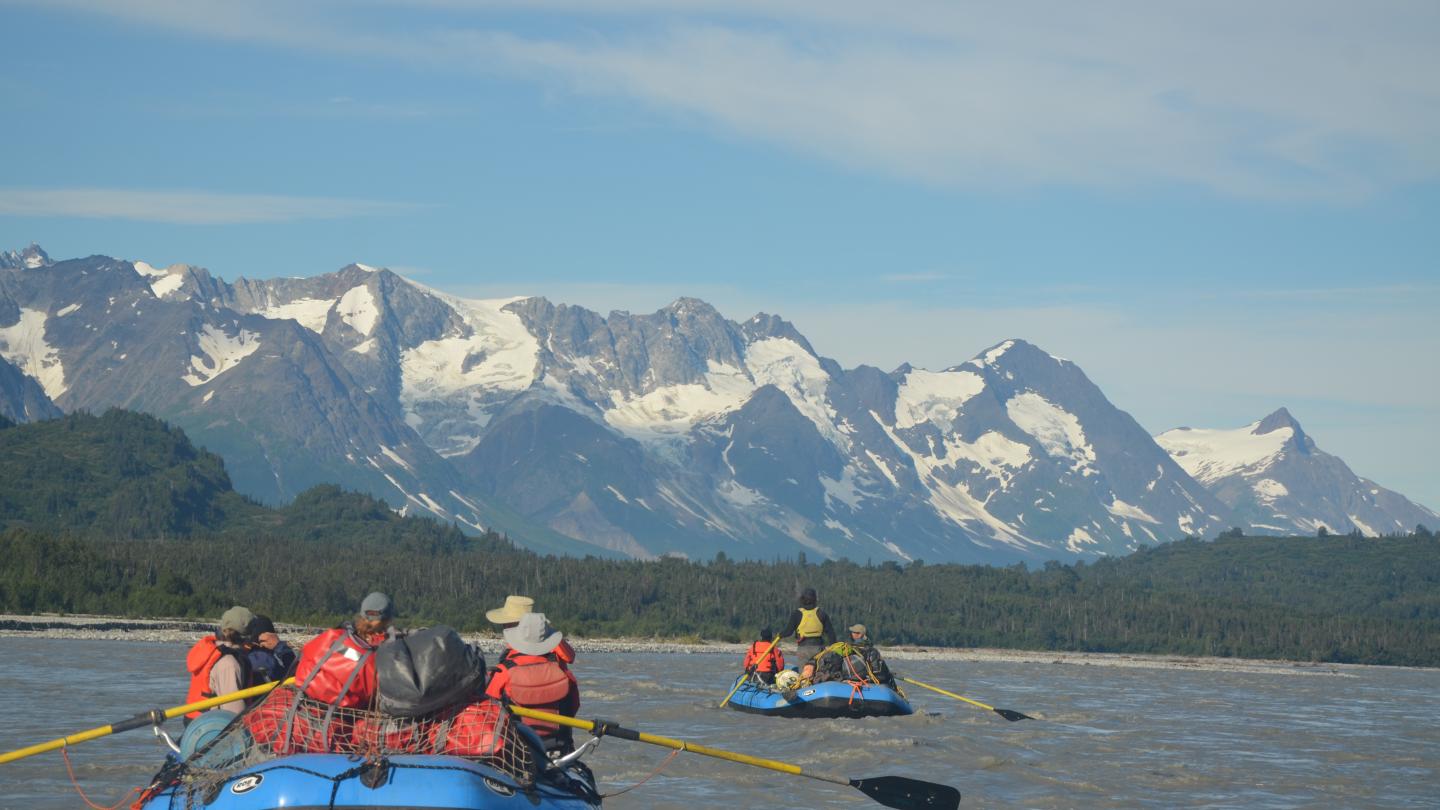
[1,637,1437,808]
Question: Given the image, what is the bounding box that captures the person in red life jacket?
[184,605,258,725]
[293,592,398,709]
[740,628,786,685]
[779,587,835,683]
[486,594,577,665]
[485,612,580,755]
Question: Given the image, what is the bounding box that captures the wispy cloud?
[23,0,1440,201]
[879,272,950,283]
[0,188,421,225]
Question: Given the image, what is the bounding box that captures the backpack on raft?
[293,626,377,709]
[374,625,486,717]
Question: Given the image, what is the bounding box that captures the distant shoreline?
[0,613,1400,676]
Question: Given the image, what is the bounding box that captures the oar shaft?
[508,705,847,788]
[900,676,995,711]
[0,678,293,765]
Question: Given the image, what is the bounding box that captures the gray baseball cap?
[360,592,396,620]
[219,605,256,635]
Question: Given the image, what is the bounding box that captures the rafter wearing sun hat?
[485,595,534,626]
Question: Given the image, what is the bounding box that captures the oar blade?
[995,707,1034,722]
[851,775,961,810]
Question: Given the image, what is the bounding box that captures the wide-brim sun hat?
[485,595,535,625]
[503,612,563,656]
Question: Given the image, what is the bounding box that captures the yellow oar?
[900,676,1034,722]
[718,635,782,708]
[508,705,959,810]
[0,678,294,765]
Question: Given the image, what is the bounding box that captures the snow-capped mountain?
[4,244,1427,561]
[1156,408,1438,536]
[0,243,51,271]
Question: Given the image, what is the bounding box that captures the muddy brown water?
[1,638,1437,808]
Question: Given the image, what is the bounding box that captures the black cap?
[800,587,817,607]
[252,615,277,635]
[760,627,774,642]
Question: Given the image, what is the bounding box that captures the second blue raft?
[725,676,914,719]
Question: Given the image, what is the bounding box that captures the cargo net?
[153,685,539,808]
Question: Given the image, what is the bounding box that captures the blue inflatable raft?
[725,676,913,718]
[136,752,600,809]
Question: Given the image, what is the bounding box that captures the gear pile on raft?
[722,587,914,719]
[138,593,599,810]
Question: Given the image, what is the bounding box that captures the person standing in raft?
[741,628,786,685]
[486,594,577,665]
[184,605,259,724]
[293,592,398,709]
[779,587,835,682]
[486,612,580,755]
[247,614,297,683]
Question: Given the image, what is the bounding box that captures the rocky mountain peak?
[1255,407,1312,454]
[0,243,52,270]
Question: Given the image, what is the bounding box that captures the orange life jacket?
[184,636,250,720]
[493,653,575,738]
[293,626,378,709]
[743,640,784,673]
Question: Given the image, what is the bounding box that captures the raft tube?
[725,676,914,718]
[136,753,600,810]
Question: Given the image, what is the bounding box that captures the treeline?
[2,527,1437,666]
[2,410,1438,666]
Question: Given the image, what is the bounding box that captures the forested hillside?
[0,411,1436,666]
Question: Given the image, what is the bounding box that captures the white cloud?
[0,188,420,225]
[23,1,1440,200]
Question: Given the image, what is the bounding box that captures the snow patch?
[56,303,81,317]
[182,324,261,386]
[261,297,335,333]
[1155,421,1291,484]
[894,368,985,430]
[379,445,414,473]
[820,465,869,510]
[337,285,379,336]
[133,261,186,299]
[1348,514,1378,537]
[1066,527,1097,553]
[604,485,629,503]
[1106,498,1159,524]
[351,338,376,355]
[1006,392,1096,473]
[0,308,67,398]
[1253,478,1289,502]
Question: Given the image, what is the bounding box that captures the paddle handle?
[719,635,782,708]
[0,678,293,765]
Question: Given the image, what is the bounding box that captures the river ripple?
[1,638,1437,808]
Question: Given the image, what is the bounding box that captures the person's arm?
[210,655,245,713]
[774,648,785,669]
[779,609,801,638]
[819,610,837,645]
[555,639,576,664]
[485,665,509,700]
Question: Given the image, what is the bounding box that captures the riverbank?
[1,613,1386,676]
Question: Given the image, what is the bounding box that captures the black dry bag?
[375,625,486,717]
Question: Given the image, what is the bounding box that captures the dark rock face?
[0,355,60,423]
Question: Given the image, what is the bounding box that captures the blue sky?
[2,1,1437,511]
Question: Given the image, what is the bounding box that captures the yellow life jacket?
[796,607,824,639]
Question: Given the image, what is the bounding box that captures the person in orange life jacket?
[294,592,398,709]
[741,628,786,685]
[486,594,577,665]
[778,587,835,682]
[247,614,297,683]
[184,605,258,724]
[486,612,580,754]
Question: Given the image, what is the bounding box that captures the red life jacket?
[294,626,377,709]
[743,641,784,673]
[493,653,574,738]
[184,636,251,720]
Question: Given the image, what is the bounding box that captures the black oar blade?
[995,707,1034,722]
[851,775,961,810]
